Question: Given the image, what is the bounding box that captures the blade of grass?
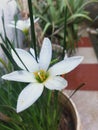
[65,0,73,15]
[1,12,9,49]
[0,58,9,72]
[47,0,56,21]
[0,124,13,130]
[14,15,19,48]
[78,0,98,11]
[67,13,92,24]
[42,22,51,37]
[6,37,29,71]
[0,44,19,70]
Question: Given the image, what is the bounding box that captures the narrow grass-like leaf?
[6,37,29,71]
[42,22,51,37]
[47,0,56,21]
[0,124,13,130]
[79,0,98,11]
[94,16,98,22]
[0,58,9,72]
[0,44,19,70]
[65,0,73,15]
[1,13,10,50]
[14,15,19,48]
[36,14,48,23]
[0,33,7,46]
[75,0,85,11]
[67,13,92,24]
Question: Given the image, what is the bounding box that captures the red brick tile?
[78,37,92,47]
[64,64,98,91]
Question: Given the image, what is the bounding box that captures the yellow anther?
[23,28,29,35]
[34,70,49,83]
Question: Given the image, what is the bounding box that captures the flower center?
[23,28,29,36]
[34,70,49,83]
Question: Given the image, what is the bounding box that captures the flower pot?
[58,92,81,130]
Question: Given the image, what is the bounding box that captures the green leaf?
[6,37,29,71]
[47,0,56,21]
[0,44,19,70]
[67,13,92,24]
[0,58,9,71]
[0,124,13,130]
[42,22,51,37]
[64,0,73,15]
[80,0,98,9]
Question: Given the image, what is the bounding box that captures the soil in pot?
[58,92,79,130]
[58,108,75,130]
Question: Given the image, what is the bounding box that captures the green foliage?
[0,77,60,130]
[32,0,98,54]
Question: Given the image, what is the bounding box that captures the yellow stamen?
[34,70,48,83]
[23,28,29,36]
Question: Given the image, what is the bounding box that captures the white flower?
[2,38,83,113]
[8,18,39,34]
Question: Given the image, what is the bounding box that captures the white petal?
[30,48,39,62]
[34,18,39,23]
[8,19,30,31]
[17,19,30,25]
[44,76,68,90]
[11,49,39,72]
[30,48,36,58]
[49,56,83,76]
[16,21,28,31]
[24,18,30,27]
[8,21,24,31]
[2,71,36,83]
[17,83,44,113]
[8,24,16,28]
[39,38,52,71]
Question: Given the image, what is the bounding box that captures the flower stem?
[28,0,38,61]
[62,7,67,59]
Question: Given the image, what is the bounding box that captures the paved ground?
[63,32,98,130]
